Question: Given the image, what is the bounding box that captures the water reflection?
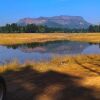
[0,40,100,64]
[82,43,100,54]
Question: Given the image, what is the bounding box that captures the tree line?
[88,25,100,32]
[0,23,100,33]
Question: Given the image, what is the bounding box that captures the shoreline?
[0,33,100,45]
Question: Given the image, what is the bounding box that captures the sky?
[0,0,100,25]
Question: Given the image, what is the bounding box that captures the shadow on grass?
[2,66,98,100]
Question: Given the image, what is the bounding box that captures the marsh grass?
[1,55,100,76]
[0,55,100,100]
[0,33,100,99]
[0,33,100,45]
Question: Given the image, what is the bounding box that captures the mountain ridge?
[18,15,91,29]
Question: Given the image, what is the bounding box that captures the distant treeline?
[0,23,100,33]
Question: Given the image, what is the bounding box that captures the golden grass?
[1,55,100,76]
[1,55,100,99]
[0,33,100,45]
[0,33,100,99]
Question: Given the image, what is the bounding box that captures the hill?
[18,15,91,29]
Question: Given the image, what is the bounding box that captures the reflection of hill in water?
[17,41,89,54]
[0,41,100,64]
[19,47,47,53]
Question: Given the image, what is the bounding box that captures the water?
[0,40,100,64]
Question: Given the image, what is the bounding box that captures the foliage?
[0,23,100,33]
[88,25,100,32]
[0,23,88,33]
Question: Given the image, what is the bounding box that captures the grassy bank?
[1,55,100,100]
[1,55,100,75]
[0,33,100,45]
[0,33,100,99]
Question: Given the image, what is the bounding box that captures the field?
[0,55,100,100]
[0,33,100,45]
[0,33,100,100]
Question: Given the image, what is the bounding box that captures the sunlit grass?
[0,33,100,99]
[0,33,100,45]
[1,55,100,77]
[1,55,100,99]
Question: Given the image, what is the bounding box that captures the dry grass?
[1,55,100,100]
[0,33,100,45]
[0,33,100,99]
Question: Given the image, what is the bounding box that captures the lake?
[0,40,100,64]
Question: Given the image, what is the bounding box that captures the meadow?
[1,55,100,100]
[0,33,100,45]
[0,33,100,100]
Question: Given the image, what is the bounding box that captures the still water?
[0,40,100,64]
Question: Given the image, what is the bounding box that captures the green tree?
[88,25,94,32]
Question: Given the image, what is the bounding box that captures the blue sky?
[0,0,100,25]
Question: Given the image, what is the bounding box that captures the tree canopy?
[0,23,100,33]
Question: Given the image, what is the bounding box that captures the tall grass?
[0,33,100,45]
[0,55,100,77]
[1,55,100,100]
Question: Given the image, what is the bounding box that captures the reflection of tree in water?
[6,40,89,54]
[6,40,70,49]
[89,42,100,48]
